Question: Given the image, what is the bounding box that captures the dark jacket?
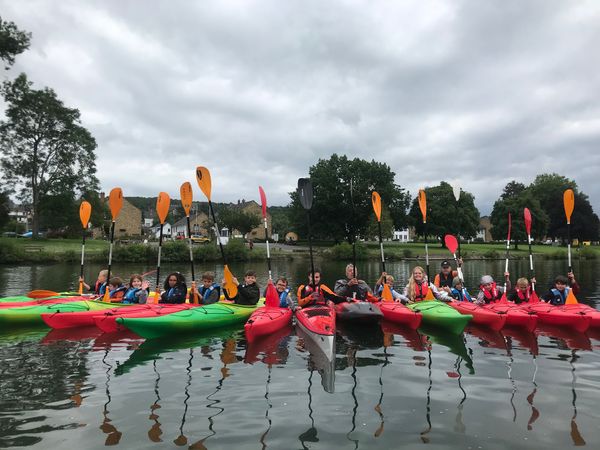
[225,283,260,305]
[160,283,188,304]
[334,278,372,300]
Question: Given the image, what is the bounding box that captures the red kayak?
[484,303,538,332]
[93,304,195,333]
[380,320,427,351]
[244,306,293,342]
[561,304,600,328]
[41,304,135,329]
[334,300,383,322]
[523,303,591,333]
[378,302,422,330]
[0,296,92,309]
[295,303,336,361]
[536,323,592,351]
[449,301,506,331]
[466,324,507,350]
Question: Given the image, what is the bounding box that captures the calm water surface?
[1,257,600,449]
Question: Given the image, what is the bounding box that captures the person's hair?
[516,277,529,289]
[164,272,186,291]
[245,270,256,277]
[109,276,123,287]
[308,267,322,276]
[385,275,394,283]
[98,269,109,279]
[202,271,215,281]
[554,275,568,285]
[129,274,143,286]
[275,276,288,285]
[452,276,462,287]
[407,266,426,301]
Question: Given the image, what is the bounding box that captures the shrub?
[402,248,413,258]
[483,249,499,259]
[224,238,249,261]
[578,246,597,260]
[326,241,367,260]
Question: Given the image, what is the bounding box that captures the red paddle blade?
[530,290,540,304]
[507,212,512,241]
[265,280,279,307]
[258,186,267,218]
[418,189,427,223]
[27,289,60,299]
[444,234,458,254]
[564,189,575,224]
[524,208,532,236]
[498,292,508,304]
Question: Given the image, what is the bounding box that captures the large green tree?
[0,17,30,68]
[0,74,99,237]
[218,206,261,239]
[408,182,480,244]
[0,190,10,229]
[289,154,410,243]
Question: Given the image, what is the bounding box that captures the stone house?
[233,200,272,240]
[477,216,493,242]
[92,196,142,238]
[172,212,210,238]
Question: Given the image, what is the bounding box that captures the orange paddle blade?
[565,289,578,305]
[265,280,279,307]
[418,189,427,222]
[563,189,575,224]
[27,289,60,299]
[223,265,238,299]
[195,166,212,201]
[382,283,393,302]
[102,289,110,303]
[156,192,171,224]
[372,191,382,222]
[78,280,83,295]
[424,286,435,301]
[180,182,193,216]
[108,188,123,220]
[79,201,92,229]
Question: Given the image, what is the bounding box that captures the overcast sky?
[2,0,600,215]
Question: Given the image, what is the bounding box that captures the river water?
[1,257,599,449]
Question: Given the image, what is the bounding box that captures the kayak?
[295,304,336,362]
[536,323,592,351]
[41,303,137,329]
[118,302,260,339]
[0,292,77,303]
[93,304,195,333]
[244,322,294,364]
[449,301,507,331]
[378,302,422,329]
[0,295,96,309]
[244,306,293,342]
[380,320,427,351]
[0,300,121,327]
[466,324,507,351]
[334,300,383,322]
[561,304,600,328]
[484,303,538,332]
[407,301,472,335]
[523,303,591,333]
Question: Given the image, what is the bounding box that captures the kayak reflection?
[296,326,335,393]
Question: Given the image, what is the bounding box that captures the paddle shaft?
[103,220,116,301]
[567,221,572,273]
[377,220,386,272]
[350,179,357,298]
[306,210,316,288]
[154,223,164,302]
[527,232,535,291]
[79,230,87,294]
[264,216,272,280]
[504,227,510,294]
[186,215,199,305]
[423,219,430,283]
[452,252,464,282]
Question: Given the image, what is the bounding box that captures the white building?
[393,228,411,242]
[151,223,172,239]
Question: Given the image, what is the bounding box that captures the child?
[196,271,220,305]
[507,277,536,304]
[543,272,580,306]
[223,270,260,305]
[122,274,150,304]
[402,266,450,303]
[474,272,511,305]
[297,268,349,307]
[159,272,188,304]
[450,277,472,302]
[108,277,127,301]
[272,276,293,308]
[374,272,403,302]
[80,269,108,296]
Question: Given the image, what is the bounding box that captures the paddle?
[152,192,171,304]
[524,207,535,292]
[564,189,575,273]
[498,212,512,303]
[27,289,61,299]
[180,182,198,304]
[418,189,431,283]
[372,191,393,301]
[103,188,123,302]
[444,234,464,282]
[349,178,357,298]
[452,183,461,258]
[196,166,237,299]
[259,186,272,281]
[78,201,92,294]
[298,178,316,288]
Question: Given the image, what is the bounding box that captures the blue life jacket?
[123,287,141,304]
[451,287,472,302]
[199,283,221,303]
[278,288,291,308]
[109,285,127,300]
[93,281,107,296]
[548,287,570,306]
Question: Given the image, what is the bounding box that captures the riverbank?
[1,237,598,264]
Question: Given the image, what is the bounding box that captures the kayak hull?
[295,304,336,361]
[334,301,383,322]
[0,296,93,309]
[244,306,293,342]
[378,302,422,329]
[485,303,538,332]
[93,304,194,333]
[0,300,119,327]
[41,303,133,329]
[449,301,506,331]
[407,301,472,334]
[523,303,591,333]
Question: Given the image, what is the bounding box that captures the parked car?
[190,235,210,244]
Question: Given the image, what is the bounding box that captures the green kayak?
[119,302,260,339]
[407,301,472,335]
[0,300,126,327]
[0,292,78,303]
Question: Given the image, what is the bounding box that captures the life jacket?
[513,287,531,304]
[435,272,453,289]
[413,282,429,302]
[548,287,570,306]
[199,283,221,303]
[109,285,127,301]
[451,287,472,302]
[162,284,187,304]
[480,282,499,303]
[297,283,329,306]
[277,288,291,308]
[94,280,107,296]
[375,284,400,300]
[123,287,141,304]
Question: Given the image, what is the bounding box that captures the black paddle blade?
[298,178,314,210]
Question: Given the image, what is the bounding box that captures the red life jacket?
[515,287,530,302]
[480,282,499,303]
[298,284,327,306]
[414,282,429,302]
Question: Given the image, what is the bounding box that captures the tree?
[289,154,411,243]
[408,182,480,244]
[38,192,78,235]
[0,74,99,237]
[270,206,292,238]
[365,206,394,241]
[501,181,526,200]
[218,206,261,239]
[490,182,548,247]
[0,190,10,229]
[0,17,30,68]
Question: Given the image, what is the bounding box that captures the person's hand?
[142,280,149,290]
[442,286,451,293]
[232,277,240,286]
[504,271,510,279]
[348,278,358,286]
[311,292,321,301]
[79,276,84,283]
[568,271,575,281]
[345,297,353,302]
[457,257,463,266]
[530,277,536,286]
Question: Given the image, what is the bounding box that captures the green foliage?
[0,190,9,229]
[218,207,261,238]
[270,206,292,237]
[408,182,480,241]
[224,238,250,261]
[109,243,157,263]
[483,249,500,259]
[365,206,394,241]
[193,243,220,262]
[38,192,79,236]
[289,154,410,243]
[0,74,99,237]
[577,246,597,260]
[0,17,30,68]
[402,248,413,258]
[325,241,368,260]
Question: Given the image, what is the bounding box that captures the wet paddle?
[372,192,393,301]
[349,178,357,299]
[419,189,435,300]
[563,189,579,305]
[103,188,123,302]
[180,182,198,304]
[524,207,535,291]
[78,201,92,295]
[259,186,272,281]
[298,178,316,288]
[443,234,463,282]
[499,213,511,303]
[196,166,238,299]
[452,183,461,258]
[153,192,171,304]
